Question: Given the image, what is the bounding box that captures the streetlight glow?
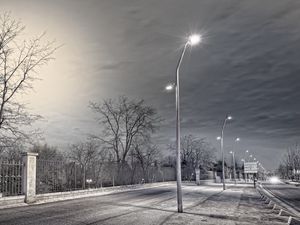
[188,34,201,46]
[165,84,174,91]
[235,137,240,142]
[227,115,232,120]
[216,136,221,140]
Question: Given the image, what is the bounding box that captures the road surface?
[0,183,287,225]
[263,181,300,212]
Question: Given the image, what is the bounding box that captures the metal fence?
[0,160,23,197]
[35,159,176,194]
[36,160,81,194]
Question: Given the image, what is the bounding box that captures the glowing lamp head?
[235,137,240,142]
[246,150,249,153]
[229,151,233,154]
[216,136,221,140]
[165,84,174,91]
[227,115,232,120]
[188,34,201,46]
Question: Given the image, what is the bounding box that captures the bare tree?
[169,134,216,181]
[89,96,160,184]
[0,12,58,146]
[131,137,160,183]
[68,141,100,189]
[31,144,63,161]
[279,143,300,180]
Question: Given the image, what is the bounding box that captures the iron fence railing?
[0,160,23,197]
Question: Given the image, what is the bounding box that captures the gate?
[0,160,23,197]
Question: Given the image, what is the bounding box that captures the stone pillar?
[195,168,200,185]
[22,152,38,203]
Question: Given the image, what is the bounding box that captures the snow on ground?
[107,183,288,225]
[160,184,288,225]
[0,182,290,224]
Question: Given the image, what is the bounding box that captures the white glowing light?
[269,176,280,184]
[188,34,201,45]
[216,136,221,140]
[235,137,240,142]
[165,84,174,91]
[227,115,232,120]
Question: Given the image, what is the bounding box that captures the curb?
[257,185,300,225]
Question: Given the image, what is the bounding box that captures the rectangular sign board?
[244,162,258,173]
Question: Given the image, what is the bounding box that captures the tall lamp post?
[231,137,240,184]
[165,34,201,213]
[229,151,236,184]
[219,115,232,190]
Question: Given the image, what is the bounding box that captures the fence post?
[22,152,38,203]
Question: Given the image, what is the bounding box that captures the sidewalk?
[163,184,289,225]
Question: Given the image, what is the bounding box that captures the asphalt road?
[263,182,300,212]
[0,183,287,225]
[0,183,222,225]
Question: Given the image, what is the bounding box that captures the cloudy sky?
[2,0,300,170]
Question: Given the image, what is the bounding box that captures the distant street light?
[244,150,249,162]
[229,151,236,185]
[166,34,201,213]
[220,115,232,190]
[231,137,240,185]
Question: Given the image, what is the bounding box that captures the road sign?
[244,162,258,173]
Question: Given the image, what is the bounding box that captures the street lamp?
[229,151,236,184]
[220,115,232,190]
[232,137,240,184]
[165,84,174,91]
[166,34,201,213]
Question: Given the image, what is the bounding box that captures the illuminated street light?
[167,33,201,213]
[219,115,232,190]
[229,151,236,184]
[188,34,202,45]
[165,84,174,91]
[231,137,240,185]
